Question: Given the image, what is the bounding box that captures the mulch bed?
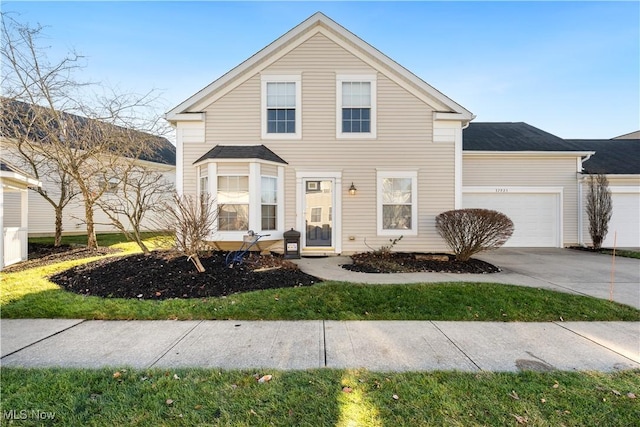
[50,250,320,300]
[343,252,500,274]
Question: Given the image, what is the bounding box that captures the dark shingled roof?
[194,145,288,164]
[463,122,576,151]
[565,139,640,175]
[463,122,640,175]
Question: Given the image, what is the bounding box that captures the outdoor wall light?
[348,182,357,196]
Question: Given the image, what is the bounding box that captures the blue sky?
[4,1,639,139]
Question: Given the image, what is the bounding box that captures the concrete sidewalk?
[2,319,638,372]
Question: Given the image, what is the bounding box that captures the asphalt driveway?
[476,248,640,309]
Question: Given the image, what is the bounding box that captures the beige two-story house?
[168,12,636,254]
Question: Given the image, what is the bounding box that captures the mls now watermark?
[3,409,56,420]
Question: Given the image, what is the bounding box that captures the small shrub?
[365,235,403,256]
[586,173,612,249]
[436,209,514,261]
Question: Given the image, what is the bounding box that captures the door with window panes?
[304,179,333,247]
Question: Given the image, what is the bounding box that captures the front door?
[304,179,333,248]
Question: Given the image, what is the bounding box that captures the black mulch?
[2,243,119,273]
[343,252,500,274]
[50,251,320,300]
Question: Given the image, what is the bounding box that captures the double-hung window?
[377,171,418,236]
[217,176,249,231]
[261,176,277,230]
[337,75,376,138]
[262,75,301,139]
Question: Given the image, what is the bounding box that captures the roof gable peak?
[166,12,472,122]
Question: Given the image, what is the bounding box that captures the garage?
[462,188,562,247]
[602,190,640,248]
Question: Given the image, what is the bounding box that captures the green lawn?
[1,367,639,426]
[1,234,639,321]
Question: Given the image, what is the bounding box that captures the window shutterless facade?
[377,171,418,236]
[261,75,301,139]
[336,74,377,139]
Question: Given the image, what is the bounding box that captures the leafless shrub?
[436,209,514,261]
[95,165,174,254]
[586,173,612,249]
[159,193,218,273]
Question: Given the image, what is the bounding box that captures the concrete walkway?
[293,248,640,309]
[2,319,638,372]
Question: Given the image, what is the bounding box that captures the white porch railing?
[3,227,28,268]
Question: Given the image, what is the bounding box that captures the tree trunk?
[85,200,98,250]
[54,207,63,247]
[190,255,206,273]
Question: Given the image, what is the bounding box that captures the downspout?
[577,152,594,247]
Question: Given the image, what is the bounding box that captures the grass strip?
[1,367,638,426]
[2,281,638,321]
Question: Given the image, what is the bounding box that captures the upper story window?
[337,74,377,139]
[261,75,301,139]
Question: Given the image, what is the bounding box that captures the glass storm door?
[304,179,333,247]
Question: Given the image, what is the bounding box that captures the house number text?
[495,188,509,193]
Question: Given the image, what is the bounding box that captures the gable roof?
[0,157,41,187]
[166,12,473,123]
[194,145,288,165]
[1,98,176,166]
[565,139,640,175]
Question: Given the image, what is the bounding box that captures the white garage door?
[603,192,640,248]
[463,192,561,247]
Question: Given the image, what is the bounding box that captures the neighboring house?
[0,158,41,269]
[462,123,640,248]
[167,12,637,253]
[567,137,640,248]
[1,100,177,237]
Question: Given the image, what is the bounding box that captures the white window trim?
[336,74,377,139]
[204,161,285,241]
[377,171,418,236]
[261,74,302,140]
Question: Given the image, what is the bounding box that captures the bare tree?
[586,173,613,249]
[159,193,218,273]
[436,209,514,261]
[1,100,81,245]
[95,163,173,254]
[1,14,171,249]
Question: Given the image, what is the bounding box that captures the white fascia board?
[579,174,640,181]
[463,151,595,158]
[193,157,286,168]
[165,112,205,124]
[166,12,473,120]
[0,173,41,188]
